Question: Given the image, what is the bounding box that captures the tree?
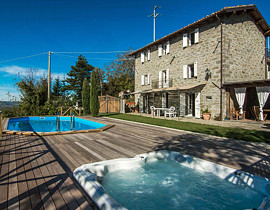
[90,69,99,117]
[65,55,94,105]
[52,77,62,98]
[14,68,50,116]
[82,78,90,114]
[105,51,134,97]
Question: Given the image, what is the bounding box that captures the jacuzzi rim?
[73,150,270,210]
[4,116,113,136]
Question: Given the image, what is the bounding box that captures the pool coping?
[3,116,114,136]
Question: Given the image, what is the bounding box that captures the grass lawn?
[101,113,270,143]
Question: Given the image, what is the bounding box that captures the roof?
[223,79,270,88]
[132,83,206,94]
[130,5,270,56]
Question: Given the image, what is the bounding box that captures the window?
[183,62,197,79]
[159,69,169,88]
[183,28,199,48]
[147,50,150,61]
[189,32,195,46]
[141,74,150,86]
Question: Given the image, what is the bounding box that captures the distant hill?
[0,101,20,109]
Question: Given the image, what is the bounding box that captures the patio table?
[153,108,170,117]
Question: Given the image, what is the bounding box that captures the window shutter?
[141,75,145,86]
[195,28,199,43]
[183,65,187,79]
[166,41,170,54]
[147,74,150,85]
[147,50,150,61]
[158,45,162,56]
[166,69,169,87]
[183,33,188,48]
[159,71,162,88]
[141,52,144,63]
[194,62,198,77]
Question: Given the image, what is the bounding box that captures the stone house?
[130,5,270,120]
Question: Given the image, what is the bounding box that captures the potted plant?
[134,103,139,113]
[202,108,211,120]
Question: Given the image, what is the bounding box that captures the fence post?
[79,108,81,116]
[106,96,108,113]
[61,106,63,116]
[70,108,72,116]
[0,111,3,139]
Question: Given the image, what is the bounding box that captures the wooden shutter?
[147,49,150,61]
[166,69,169,87]
[141,75,145,86]
[141,52,144,63]
[195,28,199,43]
[183,65,187,79]
[183,33,188,48]
[194,62,198,77]
[195,92,201,118]
[147,74,150,85]
[159,71,162,88]
[158,45,162,56]
[166,41,170,54]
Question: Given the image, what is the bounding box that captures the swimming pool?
[73,151,270,210]
[7,116,106,133]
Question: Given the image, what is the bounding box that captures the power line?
[54,53,115,60]
[52,51,129,54]
[0,52,47,64]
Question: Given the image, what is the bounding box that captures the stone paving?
[128,113,270,132]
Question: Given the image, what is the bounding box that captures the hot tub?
[73,150,270,209]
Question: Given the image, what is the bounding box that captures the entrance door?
[143,95,149,113]
[186,94,195,116]
[162,92,168,108]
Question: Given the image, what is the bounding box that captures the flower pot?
[203,113,211,120]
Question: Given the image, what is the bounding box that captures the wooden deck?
[1,116,270,209]
[0,133,93,210]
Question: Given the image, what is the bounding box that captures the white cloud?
[0,65,66,80]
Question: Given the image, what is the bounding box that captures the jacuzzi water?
[102,159,264,210]
[7,116,106,132]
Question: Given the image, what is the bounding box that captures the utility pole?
[48,51,52,101]
[149,6,160,42]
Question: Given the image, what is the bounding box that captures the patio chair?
[253,106,267,121]
[150,106,156,117]
[230,107,239,120]
[165,107,177,118]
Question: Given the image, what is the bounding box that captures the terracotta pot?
[135,108,139,113]
[203,113,211,120]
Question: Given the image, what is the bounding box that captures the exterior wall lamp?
[205,68,211,81]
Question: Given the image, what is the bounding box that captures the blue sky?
[0,0,269,101]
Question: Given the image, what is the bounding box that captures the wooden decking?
[0,133,93,210]
[1,116,270,209]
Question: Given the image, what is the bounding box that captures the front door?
[186,94,195,116]
[162,92,168,108]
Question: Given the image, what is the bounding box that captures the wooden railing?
[59,106,82,116]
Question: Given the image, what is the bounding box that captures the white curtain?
[256,87,270,121]
[235,88,246,114]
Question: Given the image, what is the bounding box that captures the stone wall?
[134,13,266,119]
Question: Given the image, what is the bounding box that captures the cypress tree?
[82,78,90,114]
[90,69,99,117]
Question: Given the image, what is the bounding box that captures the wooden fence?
[99,95,121,113]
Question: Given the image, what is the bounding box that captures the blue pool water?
[7,117,106,132]
[102,159,264,210]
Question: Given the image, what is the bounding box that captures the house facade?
[130,5,270,120]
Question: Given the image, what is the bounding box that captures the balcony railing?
[151,79,173,89]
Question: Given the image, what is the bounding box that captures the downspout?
[265,37,267,79]
[216,14,223,121]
